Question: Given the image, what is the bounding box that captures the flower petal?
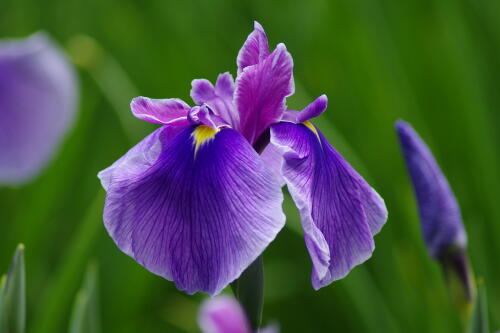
[198,296,251,333]
[396,120,466,258]
[237,21,269,74]
[130,97,190,126]
[191,73,239,128]
[0,32,78,185]
[235,44,294,145]
[99,125,285,295]
[282,95,328,123]
[269,122,387,289]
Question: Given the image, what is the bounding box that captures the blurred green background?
[1,0,499,332]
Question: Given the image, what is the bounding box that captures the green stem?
[231,256,264,331]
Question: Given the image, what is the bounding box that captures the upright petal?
[99,125,285,295]
[191,73,239,128]
[396,120,466,258]
[269,122,387,289]
[282,95,328,123]
[237,21,269,74]
[198,296,251,333]
[130,97,190,126]
[0,32,78,185]
[235,44,294,145]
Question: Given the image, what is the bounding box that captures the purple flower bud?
[0,32,78,185]
[396,120,466,258]
[396,120,475,304]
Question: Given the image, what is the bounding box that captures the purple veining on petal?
[0,32,78,185]
[198,296,251,333]
[269,122,387,289]
[237,21,270,74]
[396,120,466,258]
[235,44,294,145]
[99,125,285,295]
[130,97,190,126]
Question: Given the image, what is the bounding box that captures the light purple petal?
[235,44,294,145]
[0,32,78,185]
[188,105,228,129]
[198,296,251,333]
[191,73,239,128]
[237,21,270,74]
[191,79,216,105]
[282,95,328,123]
[269,122,387,289]
[396,120,466,258]
[130,97,190,126]
[98,125,285,295]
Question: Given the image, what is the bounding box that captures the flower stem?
[231,256,264,331]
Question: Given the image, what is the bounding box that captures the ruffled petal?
[282,95,328,123]
[130,97,190,126]
[235,44,294,145]
[191,73,239,128]
[99,125,285,295]
[198,296,251,333]
[396,120,466,258]
[0,32,78,185]
[269,122,387,289]
[188,105,228,129]
[237,21,269,74]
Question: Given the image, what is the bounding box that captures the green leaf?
[68,263,101,333]
[468,280,489,333]
[0,244,26,333]
[231,256,264,331]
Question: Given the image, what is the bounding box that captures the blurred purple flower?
[198,295,277,333]
[0,32,78,185]
[98,22,387,295]
[396,120,466,258]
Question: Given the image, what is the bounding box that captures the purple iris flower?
[198,295,277,333]
[396,120,467,258]
[0,32,78,185]
[98,22,387,295]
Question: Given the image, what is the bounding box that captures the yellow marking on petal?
[303,121,320,140]
[192,125,219,156]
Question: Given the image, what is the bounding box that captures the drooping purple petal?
[198,296,251,333]
[237,21,269,74]
[269,122,387,289]
[282,95,328,123]
[191,73,239,128]
[235,44,294,145]
[0,32,78,185]
[98,125,285,295]
[130,97,190,126]
[396,120,466,258]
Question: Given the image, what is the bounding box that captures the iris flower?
[99,22,387,295]
[198,295,277,333]
[396,120,474,301]
[0,33,78,185]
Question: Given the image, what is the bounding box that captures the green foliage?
[1,0,499,332]
[68,263,101,333]
[468,281,489,333]
[0,245,26,333]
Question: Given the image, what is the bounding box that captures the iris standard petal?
[269,122,387,289]
[130,97,190,126]
[191,73,239,128]
[396,120,466,258]
[198,296,251,333]
[235,44,294,145]
[99,125,285,295]
[237,21,269,74]
[0,32,77,185]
